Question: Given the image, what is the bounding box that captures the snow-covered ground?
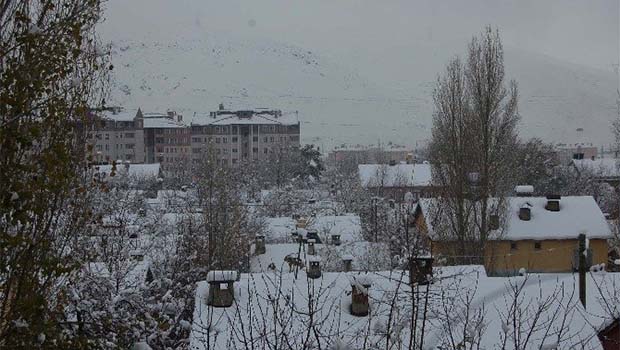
[190,266,620,349]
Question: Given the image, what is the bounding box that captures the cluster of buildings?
[85,105,301,173]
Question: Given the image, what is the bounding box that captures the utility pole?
[578,233,586,309]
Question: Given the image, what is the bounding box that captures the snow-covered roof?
[264,217,297,243]
[250,242,391,273]
[94,163,161,180]
[306,215,362,242]
[192,111,298,126]
[190,267,617,349]
[358,163,432,188]
[142,117,187,128]
[418,196,612,240]
[573,158,620,178]
[101,108,138,121]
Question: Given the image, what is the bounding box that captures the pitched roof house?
[415,195,612,275]
[358,162,433,201]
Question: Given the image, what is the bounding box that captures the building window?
[264,148,268,154]
[252,147,258,153]
[232,126,238,133]
[253,125,258,133]
[270,137,274,142]
[510,242,518,251]
[96,144,102,150]
[192,137,201,143]
[105,144,109,151]
[192,148,201,154]
[232,137,238,143]
[125,144,134,149]
[223,137,227,144]
[290,136,299,142]
[215,138,221,144]
[573,153,584,160]
[534,241,542,250]
[125,133,135,138]
[155,137,164,143]
[232,148,238,153]
[263,137,268,143]
[232,159,237,164]
[105,133,109,140]
[253,136,258,142]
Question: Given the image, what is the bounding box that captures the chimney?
[331,234,341,246]
[389,159,397,166]
[219,103,225,111]
[489,214,499,230]
[350,275,372,316]
[178,114,183,122]
[307,256,322,279]
[307,239,316,255]
[254,235,266,255]
[206,270,238,307]
[514,185,534,197]
[409,257,433,285]
[124,160,130,171]
[167,111,175,119]
[545,195,561,212]
[519,203,532,221]
[342,255,353,272]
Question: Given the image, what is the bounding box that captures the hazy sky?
[102,0,619,72]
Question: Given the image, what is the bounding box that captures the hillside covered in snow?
[99,0,619,149]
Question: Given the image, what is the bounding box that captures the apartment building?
[141,110,191,173]
[190,107,300,166]
[86,107,145,164]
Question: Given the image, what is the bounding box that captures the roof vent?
[519,203,532,221]
[545,195,561,212]
[514,185,534,197]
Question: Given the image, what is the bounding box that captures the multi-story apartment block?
[141,110,190,173]
[190,107,300,166]
[86,106,300,174]
[86,107,145,164]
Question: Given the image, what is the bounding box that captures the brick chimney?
[519,203,532,221]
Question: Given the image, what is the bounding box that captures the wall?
[485,239,608,275]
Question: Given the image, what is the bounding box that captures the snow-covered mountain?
[101,0,618,150]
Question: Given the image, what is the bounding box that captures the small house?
[358,162,433,202]
[416,195,612,275]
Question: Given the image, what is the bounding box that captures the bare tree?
[429,27,519,259]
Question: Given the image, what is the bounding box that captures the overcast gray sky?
[102,0,619,72]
